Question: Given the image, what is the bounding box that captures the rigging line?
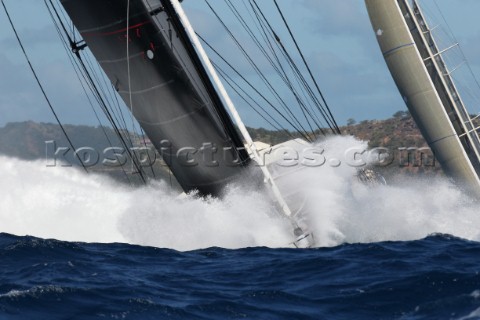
[278,45,331,133]
[85,52,134,141]
[94,64,122,119]
[247,1,316,101]
[225,3,289,93]
[47,2,130,140]
[271,0,341,134]
[110,81,136,142]
[78,46,113,102]
[241,2,326,134]
[243,1,299,98]
[81,52,131,135]
[97,10,156,179]
[217,67,300,143]
[225,0,292,89]
[1,0,88,172]
[453,77,480,114]
[78,53,148,183]
[213,60,293,136]
[80,57,147,180]
[249,9,329,137]
[50,8,147,182]
[248,5,324,132]
[254,18,329,132]
[82,53,114,102]
[126,0,136,175]
[270,34,327,132]
[431,0,480,101]
[251,0,335,130]
[47,2,118,154]
[134,0,166,178]
[124,1,146,147]
[48,13,133,184]
[246,2,314,106]
[248,5,322,136]
[271,0,340,134]
[199,31,311,141]
[204,0,305,131]
[47,0,104,104]
[123,1,153,177]
[138,127,157,178]
[98,68,143,167]
[218,78,298,142]
[225,0,318,133]
[197,33,312,142]
[85,56,127,129]
[249,0,333,134]
[79,21,146,182]
[46,0,147,183]
[204,0,312,140]
[217,67,283,133]
[286,63,327,132]
[225,0,320,137]
[71,14,75,42]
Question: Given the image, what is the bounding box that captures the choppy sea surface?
[2,138,480,319]
[1,233,480,320]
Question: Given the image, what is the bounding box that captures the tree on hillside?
[347,118,356,126]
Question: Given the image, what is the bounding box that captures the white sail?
[365,0,480,197]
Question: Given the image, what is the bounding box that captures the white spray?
[1,136,479,251]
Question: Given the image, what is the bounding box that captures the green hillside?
[0,121,178,187]
[248,111,441,179]
[0,112,443,185]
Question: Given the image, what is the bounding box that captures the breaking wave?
[1,136,479,250]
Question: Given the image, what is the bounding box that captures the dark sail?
[60,0,251,195]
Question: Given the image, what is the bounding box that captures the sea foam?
[1,136,479,250]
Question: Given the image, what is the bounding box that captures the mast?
[365,0,480,197]
[408,0,480,172]
[167,0,293,217]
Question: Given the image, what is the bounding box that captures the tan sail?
[365,0,480,196]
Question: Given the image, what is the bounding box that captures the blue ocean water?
[1,233,480,319]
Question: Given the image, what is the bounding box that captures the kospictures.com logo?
[45,140,436,169]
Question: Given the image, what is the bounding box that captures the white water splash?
[1,136,479,250]
[0,155,291,251]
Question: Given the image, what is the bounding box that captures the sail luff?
[365,0,480,196]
